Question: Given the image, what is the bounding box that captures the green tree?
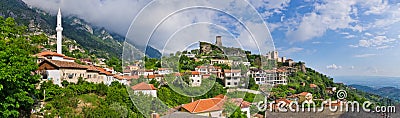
[0,17,40,117]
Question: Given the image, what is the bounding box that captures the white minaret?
[56,8,63,54]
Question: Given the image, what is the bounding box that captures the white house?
[131,82,157,97]
[248,68,287,86]
[210,59,233,66]
[224,69,241,87]
[155,68,173,75]
[189,71,202,87]
[195,65,223,78]
[38,59,87,86]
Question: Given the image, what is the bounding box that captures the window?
[227,82,231,85]
[234,82,237,85]
[42,71,48,80]
[256,78,260,81]
[68,74,73,79]
[197,80,200,82]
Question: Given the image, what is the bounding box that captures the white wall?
[47,70,61,86]
[134,90,157,97]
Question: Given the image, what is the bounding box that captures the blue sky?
[24,0,400,77]
[246,0,400,77]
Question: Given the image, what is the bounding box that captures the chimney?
[215,36,222,47]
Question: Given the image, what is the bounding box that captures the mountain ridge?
[0,0,162,59]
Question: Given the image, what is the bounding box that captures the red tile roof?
[182,97,225,113]
[131,82,157,90]
[41,59,87,69]
[275,98,292,105]
[96,67,113,76]
[147,75,155,79]
[86,65,100,72]
[241,101,251,108]
[224,69,241,73]
[113,75,124,80]
[158,68,172,71]
[191,71,200,75]
[35,51,65,57]
[310,84,318,88]
[123,75,139,80]
[299,92,310,96]
[35,51,76,60]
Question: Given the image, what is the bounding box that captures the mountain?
[349,84,400,102]
[0,0,161,59]
[334,76,400,89]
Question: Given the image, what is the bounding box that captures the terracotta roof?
[35,51,65,57]
[96,67,113,76]
[158,68,172,71]
[154,74,164,77]
[182,97,225,113]
[113,75,124,80]
[123,75,139,80]
[298,92,310,96]
[191,71,200,75]
[35,51,75,60]
[275,98,292,105]
[147,75,155,79]
[276,68,287,73]
[41,59,87,69]
[224,69,241,73]
[310,84,318,88]
[241,101,251,108]
[131,82,157,90]
[63,56,76,60]
[86,65,100,72]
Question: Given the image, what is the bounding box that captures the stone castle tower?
[215,36,222,47]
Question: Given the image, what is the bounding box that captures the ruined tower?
[215,36,222,47]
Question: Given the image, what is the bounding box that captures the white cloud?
[350,35,396,49]
[23,0,151,35]
[249,0,291,18]
[278,47,304,56]
[354,53,376,58]
[344,35,356,39]
[364,32,373,36]
[326,64,342,70]
[362,0,389,15]
[286,0,359,42]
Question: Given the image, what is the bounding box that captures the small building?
[85,65,103,84]
[224,69,241,87]
[155,68,173,75]
[298,92,313,104]
[35,51,76,63]
[189,71,202,87]
[195,65,223,78]
[210,59,233,66]
[325,87,337,95]
[131,82,157,97]
[38,59,87,86]
[180,95,225,117]
[309,84,318,88]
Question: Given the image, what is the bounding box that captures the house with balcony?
[224,69,241,87]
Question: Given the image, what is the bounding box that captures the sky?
[23,0,400,77]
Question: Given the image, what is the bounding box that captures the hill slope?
[0,0,161,59]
